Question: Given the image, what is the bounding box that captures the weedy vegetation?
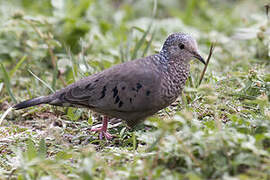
[0,0,270,179]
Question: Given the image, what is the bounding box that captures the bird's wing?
[54,58,161,112]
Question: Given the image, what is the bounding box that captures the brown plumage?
[14,33,205,139]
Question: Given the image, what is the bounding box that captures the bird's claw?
[90,128,112,140]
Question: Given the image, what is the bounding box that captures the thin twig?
[198,43,215,86]
[265,4,270,19]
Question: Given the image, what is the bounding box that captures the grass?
[0,0,270,179]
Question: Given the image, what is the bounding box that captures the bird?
[13,33,205,140]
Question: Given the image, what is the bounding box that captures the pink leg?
[90,116,112,140]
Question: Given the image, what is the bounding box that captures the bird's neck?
[157,51,190,78]
[156,53,190,102]
[167,58,190,87]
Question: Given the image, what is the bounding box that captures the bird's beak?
[193,52,206,65]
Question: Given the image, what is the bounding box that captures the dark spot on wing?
[85,83,95,91]
[94,79,99,82]
[129,98,132,104]
[118,101,123,108]
[59,92,66,101]
[85,83,92,89]
[131,83,143,92]
[146,90,151,96]
[122,86,126,90]
[99,86,107,99]
[112,86,118,98]
[114,96,120,104]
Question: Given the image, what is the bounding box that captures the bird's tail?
[13,96,52,110]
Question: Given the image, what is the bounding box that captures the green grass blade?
[79,38,90,72]
[125,30,133,61]
[132,132,137,151]
[26,85,33,98]
[28,69,55,93]
[119,43,125,63]
[0,63,17,103]
[52,62,58,91]
[152,0,157,18]
[130,0,156,60]
[142,29,156,57]
[131,23,152,60]
[67,47,78,82]
[9,55,27,78]
[184,0,197,24]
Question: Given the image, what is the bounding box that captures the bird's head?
[161,33,205,65]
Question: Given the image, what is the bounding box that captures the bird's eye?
[178,43,185,49]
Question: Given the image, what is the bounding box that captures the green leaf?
[38,138,47,159]
[26,139,37,161]
[67,107,81,121]
[55,151,73,160]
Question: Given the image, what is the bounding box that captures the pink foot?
[90,116,112,140]
[91,127,112,140]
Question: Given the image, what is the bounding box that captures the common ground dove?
[14,33,205,139]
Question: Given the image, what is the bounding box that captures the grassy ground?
[0,0,270,179]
